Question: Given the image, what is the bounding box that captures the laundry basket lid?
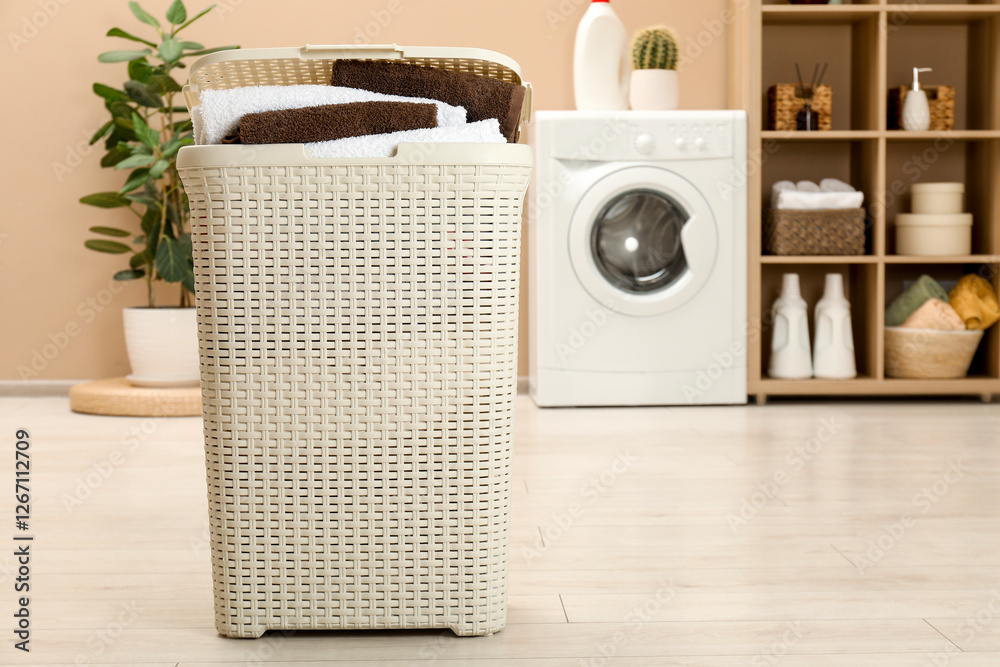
[182,43,532,127]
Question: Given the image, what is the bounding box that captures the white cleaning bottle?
[573,0,629,111]
[902,67,932,131]
[768,273,812,379]
[812,273,857,379]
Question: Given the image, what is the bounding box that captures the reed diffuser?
[795,62,828,131]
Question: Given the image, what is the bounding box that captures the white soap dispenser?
[573,0,630,111]
[902,67,933,131]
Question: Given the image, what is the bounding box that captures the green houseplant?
[629,26,680,110]
[81,0,236,307]
[80,1,236,386]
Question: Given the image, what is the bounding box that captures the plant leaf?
[131,112,160,149]
[119,168,151,194]
[181,268,195,293]
[146,73,182,94]
[98,49,152,63]
[114,269,145,281]
[101,146,131,167]
[93,83,130,102]
[155,236,187,282]
[85,239,132,254]
[80,192,130,208]
[126,194,160,209]
[130,250,153,268]
[89,120,115,146]
[124,80,163,108]
[174,5,215,33]
[129,1,160,29]
[166,0,187,25]
[108,100,135,119]
[106,27,156,47]
[181,45,239,57]
[128,58,153,83]
[89,226,132,237]
[159,37,182,63]
[149,159,170,179]
[180,41,203,50]
[114,153,157,170]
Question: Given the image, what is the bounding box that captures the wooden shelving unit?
[729,0,1000,402]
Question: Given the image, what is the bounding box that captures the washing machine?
[528,110,748,406]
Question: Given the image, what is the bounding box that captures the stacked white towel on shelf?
[771,179,864,210]
[191,84,469,146]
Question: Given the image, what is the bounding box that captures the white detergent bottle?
[812,273,857,379]
[768,273,813,379]
[574,0,629,111]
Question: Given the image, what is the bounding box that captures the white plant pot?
[123,307,199,388]
[629,69,679,111]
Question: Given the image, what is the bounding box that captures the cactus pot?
[123,307,200,388]
[629,69,679,110]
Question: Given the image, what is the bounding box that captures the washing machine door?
[569,166,718,317]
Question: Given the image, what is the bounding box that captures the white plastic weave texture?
[176,46,532,639]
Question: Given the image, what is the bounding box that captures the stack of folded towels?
[771,179,864,210]
[887,273,1000,331]
[191,59,526,158]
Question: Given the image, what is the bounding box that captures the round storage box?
[884,327,983,379]
[911,182,964,214]
[895,212,972,255]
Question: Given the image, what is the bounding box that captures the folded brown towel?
[330,60,526,143]
[237,101,438,145]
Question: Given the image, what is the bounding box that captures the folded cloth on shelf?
[885,274,949,327]
[948,274,1000,331]
[771,180,795,208]
[237,101,438,144]
[330,59,526,143]
[820,178,855,193]
[796,180,821,192]
[775,190,865,210]
[900,298,965,330]
[304,118,506,159]
[192,84,467,145]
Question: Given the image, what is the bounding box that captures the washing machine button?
[694,136,707,150]
[635,133,656,155]
[674,136,687,150]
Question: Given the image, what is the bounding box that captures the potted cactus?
[629,26,680,111]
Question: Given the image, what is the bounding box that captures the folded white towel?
[776,190,865,210]
[820,178,855,193]
[193,84,468,145]
[796,180,821,192]
[771,180,796,209]
[305,119,506,159]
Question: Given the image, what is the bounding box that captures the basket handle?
[299,43,404,61]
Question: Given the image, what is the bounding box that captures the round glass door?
[590,189,689,294]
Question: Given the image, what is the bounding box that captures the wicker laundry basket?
[176,45,532,639]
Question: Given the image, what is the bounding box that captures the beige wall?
[0,0,729,381]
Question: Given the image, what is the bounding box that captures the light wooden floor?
[1,396,999,665]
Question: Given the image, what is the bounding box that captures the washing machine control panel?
[630,122,733,161]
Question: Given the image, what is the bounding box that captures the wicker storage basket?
[767,84,832,131]
[176,45,532,639]
[888,85,955,131]
[764,208,866,255]
[885,327,983,379]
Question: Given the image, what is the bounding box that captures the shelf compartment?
[753,376,998,398]
[884,262,1000,380]
[887,6,1000,27]
[887,18,1000,131]
[884,254,1000,263]
[762,6,882,24]
[762,255,879,264]
[883,139,996,255]
[762,18,881,131]
[762,139,880,256]
[761,263,879,383]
